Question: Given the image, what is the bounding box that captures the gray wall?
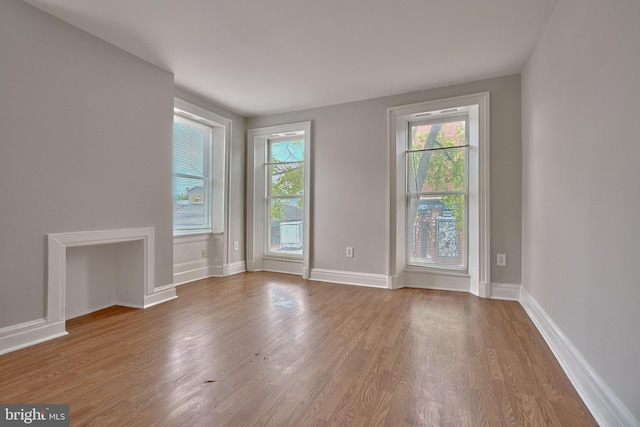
[248,74,522,285]
[522,0,640,419]
[0,0,174,327]
[173,88,247,264]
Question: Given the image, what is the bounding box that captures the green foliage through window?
[268,140,304,221]
[411,121,466,230]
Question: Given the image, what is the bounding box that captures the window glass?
[267,139,304,257]
[173,115,212,232]
[407,119,467,270]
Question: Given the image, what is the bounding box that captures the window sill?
[173,231,222,242]
[263,255,303,263]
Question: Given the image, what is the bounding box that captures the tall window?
[172,98,230,237]
[266,137,305,257]
[407,117,468,270]
[390,93,489,296]
[247,122,311,278]
[173,114,212,233]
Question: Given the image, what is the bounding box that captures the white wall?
[0,0,174,327]
[522,0,640,421]
[248,75,522,285]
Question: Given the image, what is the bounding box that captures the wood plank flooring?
[0,272,597,426]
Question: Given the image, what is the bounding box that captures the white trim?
[228,261,247,275]
[388,92,490,298]
[143,285,178,309]
[402,269,470,293]
[173,261,247,285]
[174,99,230,128]
[490,282,521,300]
[173,259,208,272]
[520,288,639,427]
[48,228,164,320]
[1,227,176,355]
[247,122,312,278]
[309,269,389,289]
[173,98,232,271]
[0,319,67,356]
[173,265,210,285]
[262,258,304,276]
[173,233,218,243]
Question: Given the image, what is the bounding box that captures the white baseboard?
[0,284,176,355]
[228,261,247,276]
[143,285,177,308]
[0,319,67,356]
[173,265,210,285]
[490,282,521,300]
[309,269,389,289]
[174,261,247,285]
[520,288,639,427]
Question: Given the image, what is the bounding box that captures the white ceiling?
[23,0,557,117]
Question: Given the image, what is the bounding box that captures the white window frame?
[247,122,311,278]
[173,98,230,237]
[389,93,490,297]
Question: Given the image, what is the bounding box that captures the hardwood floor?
[0,272,597,426]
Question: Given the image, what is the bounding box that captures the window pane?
[269,163,304,196]
[174,116,210,177]
[410,120,466,150]
[269,140,304,163]
[174,176,207,229]
[407,146,467,194]
[407,195,466,269]
[268,197,303,256]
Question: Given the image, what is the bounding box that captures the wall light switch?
[233,242,239,251]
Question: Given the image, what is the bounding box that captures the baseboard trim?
[174,261,247,285]
[490,282,521,300]
[173,266,210,286]
[0,285,176,355]
[228,261,247,276]
[520,288,639,427]
[309,269,389,289]
[143,286,177,309]
[0,319,67,356]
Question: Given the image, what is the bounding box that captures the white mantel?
[0,228,176,355]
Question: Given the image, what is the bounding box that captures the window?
[173,99,230,236]
[266,137,305,257]
[173,114,212,232]
[407,117,468,270]
[247,122,311,278]
[390,93,489,296]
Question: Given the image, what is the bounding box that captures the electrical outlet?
[201,250,207,258]
[233,241,239,251]
[497,253,506,266]
[346,247,354,258]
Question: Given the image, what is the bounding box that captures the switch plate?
[346,247,354,258]
[233,242,239,251]
[497,253,507,266]
[201,250,207,258]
